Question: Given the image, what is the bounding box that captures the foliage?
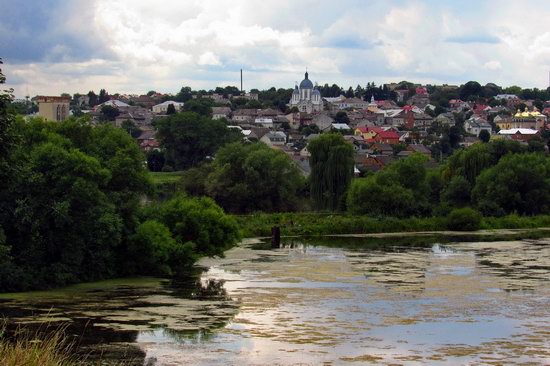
[0,325,76,366]
[309,133,354,211]
[166,103,176,115]
[347,154,430,217]
[147,195,240,257]
[478,129,490,143]
[147,149,165,172]
[154,112,241,170]
[183,98,213,116]
[447,207,482,231]
[121,119,141,138]
[128,220,182,275]
[234,212,550,238]
[472,153,550,215]
[205,142,304,213]
[100,105,119,121]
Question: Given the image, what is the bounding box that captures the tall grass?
[234,212,550,238]
[0,322,75,366]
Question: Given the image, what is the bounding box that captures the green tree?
[183,98,213,116]
[98,88,109,104]
[478,129,490,143]
[121,119,141,138]
[155,112,241,170]
[128,220,182,275]
[150,195,240,257]
[334,111,350,124]
[442,175,471,208]
[472,153,550,215]
[205,142,304,213]
[147,150,165,172]
[166,103,176,115]
[309,133,354,211]
[100,105,120,121]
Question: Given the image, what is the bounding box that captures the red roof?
[377,130,400,139]
[415,87,428,95]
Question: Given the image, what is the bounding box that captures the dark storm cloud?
[0,0,113,64]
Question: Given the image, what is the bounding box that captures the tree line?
[0,60,240,292]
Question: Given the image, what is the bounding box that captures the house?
[434,113,455,126]
[152,101,184,114]
[232,109,258,123]
[407,144,431,156]
[332,97,369,110]
[329,123,352,132]
[371,143,393,155]
[36,96,71,121]
[254,117,274,128]
[464,117,492,136]
[212,107,232,120]
[312,113,334,131]
[497,128,540,142]
[94,99,130,111]
[130,95,156,109]
[373,129,400,144]
[260,131,287,146]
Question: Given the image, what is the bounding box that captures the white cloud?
[484,61,502,70]
[198,52,221,66]
[4,0,550,97]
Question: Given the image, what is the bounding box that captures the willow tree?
[308,133,354,211]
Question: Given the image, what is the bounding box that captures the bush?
[447,207,482,231]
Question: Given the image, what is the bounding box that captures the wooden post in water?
[271,226,280,248]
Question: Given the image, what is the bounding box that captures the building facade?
[36,96,71,121]
[289,72,323,113]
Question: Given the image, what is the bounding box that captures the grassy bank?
[234,212,550,238]
[0,324,74,366]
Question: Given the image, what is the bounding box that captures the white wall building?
[152,101,184,114]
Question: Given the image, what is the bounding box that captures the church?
[289,71,323,113]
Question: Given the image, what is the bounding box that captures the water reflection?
[1,234,549,365]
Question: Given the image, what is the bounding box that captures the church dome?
[299,71,313,89]
[293,85,299,94]
[312,89,320,95]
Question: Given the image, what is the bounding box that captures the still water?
[1,235,549,365]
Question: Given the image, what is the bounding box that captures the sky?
[2,0,550,98]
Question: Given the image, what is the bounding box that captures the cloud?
[445,35,501,44]
[484,60,502,70]
[2,0,550,98]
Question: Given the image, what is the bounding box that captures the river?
[1,234,549,365]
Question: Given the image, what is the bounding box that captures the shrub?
[447,207,482,231]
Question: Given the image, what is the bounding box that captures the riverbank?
[233,212,550,238]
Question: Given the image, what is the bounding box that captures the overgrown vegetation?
[0,63,240,292]
[0,323,75,366]
[234,212,550,238]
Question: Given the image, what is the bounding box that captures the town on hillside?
[17,72,550,175]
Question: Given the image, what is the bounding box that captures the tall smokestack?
[240,69,243,94]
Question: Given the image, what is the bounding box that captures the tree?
[460,81,482,100]
[175,86,193,102]
[155,112,241,170]
[150,195,240,257]
[100,105,119,121]
[166,103,176,115]
[345,87,354,98]
[98,88,109,104]
[442,175,471,208]
[479,129,490,143]
[121,119,141,138]
[87,91,98,107]
[334,111,350,124]
[472,153,550,215]
[347,154,431,216]
[205,142,304,213]
[183,98,213,116]
[147,150,165,172]
[309,133,354,211]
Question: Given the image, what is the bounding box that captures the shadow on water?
[0,271,237,364]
